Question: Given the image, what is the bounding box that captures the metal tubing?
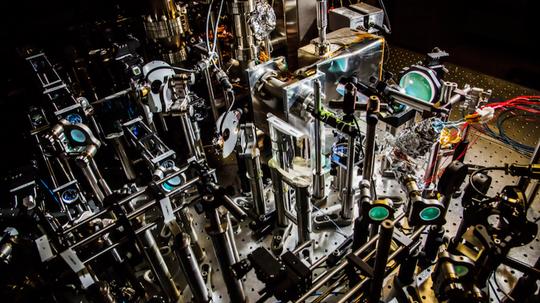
[336,278,369,303]
[83,222,155,263]
[36,137,59,188]
[270,166,289,227]
[179,208,205,261]
[230,0,257,62]
[60,157,77,181]
[140,229,180,301]
[369,219,394,303]
[89,159,112,196]
[173,232,210,303]
[245,150,266,217]
[109,135,136,180]
[292,239,314,255]
[362,114,378,182]
[316,0,328,44]
[66,176,198,248]
[313,80,326,203]
[295,185,312,245]
[385,86,449,114]
[424,141,442,188]
[336,238,423,303]
[203,68,219,121]
[206,207,247,302]
[180,111,204,159]
[315,0,329,55]
[226,213,241,263]
[296,212,407,303]
[341,135,356,220]
[78,161,105,202]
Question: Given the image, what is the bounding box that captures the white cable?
[312,204,348,238]
[205,0,225,61]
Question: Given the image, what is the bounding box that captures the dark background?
[1,0,539,174]
[3,0,539,90]
[383,0,539,89]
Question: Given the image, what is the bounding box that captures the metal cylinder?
[315,0,329,55]
[77,160,105,202]
[140,230,180,301]
[203,68,219,121]
[270,165,289,227]
[173,232,210,303]
[179,111,205,160]
[204,197,246,302]
[230,0,257,62]
[341,135,356,220]
[316,0,328,44]
[60,157,77,181]
[89,159,112,196]
[398,247,420,285]
[108,134,136,180]
[261,75,288,99]
[178,208,205,261]
[424,141,441,188]
[352,215,370,250]
[143,0,189,63]
[369,219,394,303]
[245,149,266,217]
[0,243,12,264]
[295,213,408,303]
[423,225,444,262]
[362,113,378,182]
[312,79,326,203]
[295,185,312,245]
[226,213,241,263]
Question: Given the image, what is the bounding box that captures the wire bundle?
[473,95,540,155]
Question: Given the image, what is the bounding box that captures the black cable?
[493,272,516,302]
[489,278,502,303]
[492,263,517,302]
[352,116,365,159]
[468,166,506,199]
[218,91,236,135]
[497,110,539,154]
[377,0,392,34]
[144,65,196,82]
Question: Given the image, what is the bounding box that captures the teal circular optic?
[70,129,87,143]
[162,176,183,192]
[419,206,441,221]
[368,206,390,221]
[399,71,435,102]
[454,265,469,277]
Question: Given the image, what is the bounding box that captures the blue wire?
[39,179,60,204]
[478,107,539,155]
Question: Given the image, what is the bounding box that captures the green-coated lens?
[399,71,434,102]
[419,206,441,221]
[162,182,174,192]
[454,265,469,277]
[368,206,390,221]
[162,176,182,192]
[70,129,86,143]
